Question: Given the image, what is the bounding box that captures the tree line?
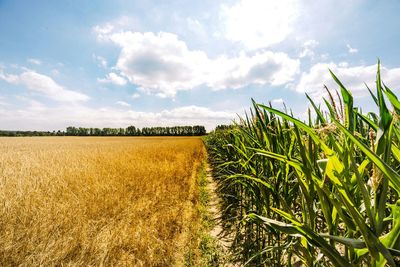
[0,130,65,137]
[0,125,206,137]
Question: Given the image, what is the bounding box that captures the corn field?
[205,62,400,266]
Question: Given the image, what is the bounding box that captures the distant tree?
[126,126,136,136]
[66,127,78,136]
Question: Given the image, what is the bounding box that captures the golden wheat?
[0,137,206,266]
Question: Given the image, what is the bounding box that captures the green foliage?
[65,125,206,136]
[0,130,64,136]
[205,62,400,266]
[0,125,207,137]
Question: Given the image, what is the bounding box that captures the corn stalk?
[205,61,400,266]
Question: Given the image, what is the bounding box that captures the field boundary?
[191,158,235,267]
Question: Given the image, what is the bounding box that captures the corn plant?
[205,61,400,266]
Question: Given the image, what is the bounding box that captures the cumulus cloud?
[208,51,300,89]
[95,30,299,97]
[346,44,358,54]
[0,70,89,102]
[220,0,299,49]
[296,62,400,97]
[108,31,209,97]
[98,72,127,86]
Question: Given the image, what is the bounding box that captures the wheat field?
[0,137,206,266]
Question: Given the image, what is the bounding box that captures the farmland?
[0,137,206,266]
[1,66,399,267]
[205,64,400,266]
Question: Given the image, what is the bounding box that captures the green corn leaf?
[334,191,395,265]
[356,110,378,131]
[350,158,374,228]
[329,69,354,132]
[257,104,336,157]
[320,234,367,249]
[306,93,326,125]
[366,82,379,106]
[323,98,338,119]
[376,61,393,133]
[380,201,400,250]
[383,84,400,114]
[227,174,275,192]
[324,154,344,187]
[333,120,400,194]
[392,144,400,163]
[253,149,303,173]
[325,234,400,261]
[248,213,350,266]
[375,201,400,266]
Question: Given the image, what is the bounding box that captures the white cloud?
[160,105,234,120]
[93,24,115,40]
[116,101,131,107]
[296,62,400,98]
[0,70,19,83]
[131,93,140,99]
[208,51,300,89]
[98,72,127,86]
[346,44,358,54]
[96,30,299,97]
[15,96,47,112]
[93,16,139,41]
[0,70,89,102]
[27,58,41,65]
[0,103,236,131]
[220,0,299,49]
[299,40,319,58]
[108,31,209,97]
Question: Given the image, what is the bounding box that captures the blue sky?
[1,0,400,131]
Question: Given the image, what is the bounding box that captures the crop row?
[205,62,400,266]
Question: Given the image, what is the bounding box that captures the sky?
[0,0,400,131]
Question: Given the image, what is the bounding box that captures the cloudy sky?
[1,0,400,131]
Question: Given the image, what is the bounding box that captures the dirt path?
[205,166,238,266]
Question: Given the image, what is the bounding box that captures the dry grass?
[0,137,206,266]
